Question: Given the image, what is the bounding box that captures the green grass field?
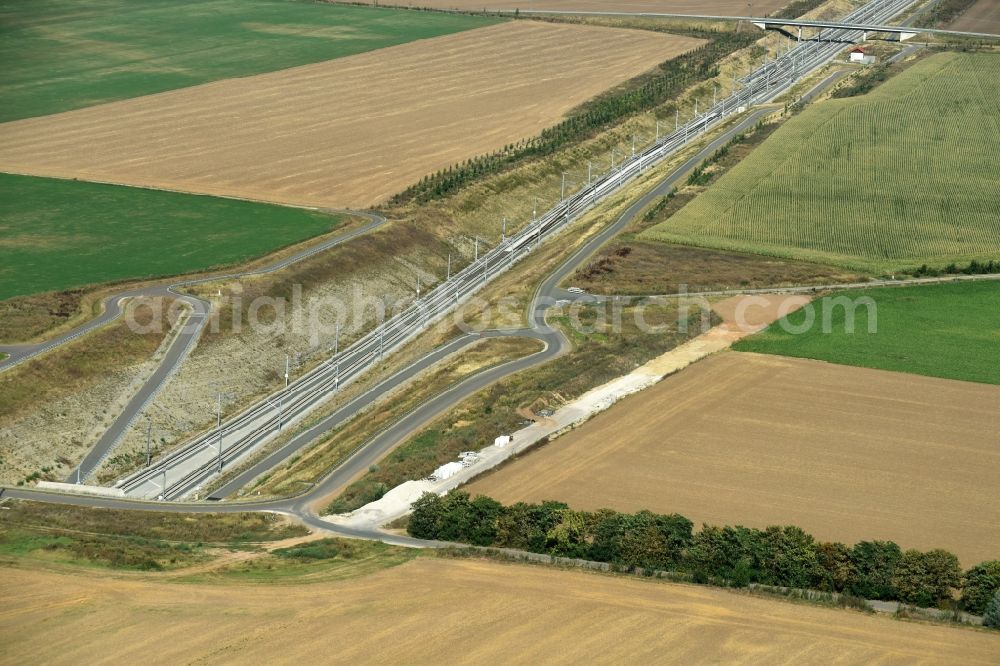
[0,0,499,122]
[641,53,1000,273]
[733,280,1000,385]
[0,174,343,300]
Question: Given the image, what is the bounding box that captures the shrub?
[816,541,854,592]
[408,493,965,606]
[892,549,961,607]
[983,590,1000,629]
[849,541,902,600]
[961,560,1000,615]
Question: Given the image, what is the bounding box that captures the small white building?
[494,435,512,448]
[849,47,867,63]
[430,461,463,481]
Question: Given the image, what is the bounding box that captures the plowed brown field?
[372,1,788,14]
[951,1,1000,34]
[467,352,1000,564]
[0,22,701,208]
[4,558,997,664]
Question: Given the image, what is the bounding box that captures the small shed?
[849,47,866,63]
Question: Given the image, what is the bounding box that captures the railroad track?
[117,0,924,501]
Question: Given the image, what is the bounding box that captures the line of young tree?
[390,30,757,205]
[910,259,1000,277]
[410,491,1000,617]
[769,0,829,19]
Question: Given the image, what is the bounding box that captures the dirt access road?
[3,557,997,664]
[468,351,1000,565]
[0,22,701,209]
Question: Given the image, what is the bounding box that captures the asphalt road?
[0,103,788,525]
[0,0,923,541]
[29,211,389,482]
[106,0,919,500]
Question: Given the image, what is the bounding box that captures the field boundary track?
[1,211,388,488]
[0,0,934,546]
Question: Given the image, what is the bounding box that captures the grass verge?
[328,299,711,514]
[178,537,419,584]
[242,336,545,499]
[0,499,308,571]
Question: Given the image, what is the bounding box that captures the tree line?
[391,30,757,205]
[410,491,1000,617]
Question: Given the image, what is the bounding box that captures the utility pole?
[334,323,340,390]
[713,84,718,108]
[675,108,679,131]
[161,469,167,498]
[145,415,152,468]
[610,148,616,172]
[655,120,660,143]
[694,99,699,117]
[76,467,81,485]
[379,317,384,359]
[501,217,507,243]
[278,354,289,431]
[483,251,489,283]
[561,172,566,201]
[587,161,592,186]
[631,134,636,157]
[533,198,538,222]
[446,253,452,281]
[474,236,479,262]
[216,393,223,472]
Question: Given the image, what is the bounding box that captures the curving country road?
[2,208,387,481]
[0,103,785,537]
[0,0,925,544]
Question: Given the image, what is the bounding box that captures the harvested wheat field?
[3,559,997,664]
[375,1,788,14]
[468,352,1000,564]
[0,22,701,209]
[951,0,1000,34]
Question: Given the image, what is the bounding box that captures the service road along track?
[1,0,926,544]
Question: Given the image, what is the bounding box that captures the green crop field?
[733,280,1000,385]
[0,0,499,122]
[0,174,343,300]
[641,53,1000,273]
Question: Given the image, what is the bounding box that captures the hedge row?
[410,491,1000,613]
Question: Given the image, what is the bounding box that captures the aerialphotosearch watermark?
[124,282,878,353]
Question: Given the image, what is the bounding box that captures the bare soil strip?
[0,22,701,208]
[2,558,997,663]
[467,352,1000,565]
